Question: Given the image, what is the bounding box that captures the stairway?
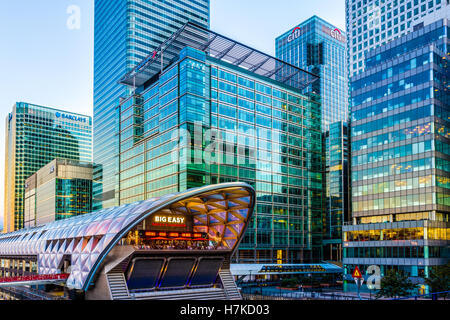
[106,273,130,300]
[110,257,133,273]
[219,270,242,300]
[104,250,134,274]
[132,288,227,300]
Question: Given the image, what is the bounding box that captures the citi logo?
[330,28,345,41]
[287,27,303,43]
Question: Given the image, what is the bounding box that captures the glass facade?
[93,0,210,211]
[276,16,351,261]
[55,179,92,220]
[117,44,324,263]
[4,103,92,232]
[276,15,349,130]
[323,122,350,261]
[344,18,449,292]
[346,0,449,76]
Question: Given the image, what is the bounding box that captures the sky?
[0,0,345,229]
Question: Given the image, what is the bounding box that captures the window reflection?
[345,227,449,242]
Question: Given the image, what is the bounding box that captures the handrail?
[0,285,68,300]
[392,290,450,300]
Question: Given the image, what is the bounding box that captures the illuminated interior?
[121,187,253,251]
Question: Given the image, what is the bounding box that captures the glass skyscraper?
[324,121,350,261]
[276,16,351,261]
[344,18,449,292]
[116,23,324,263]
[276,15,349,130]
[4,103,92,232]
[346,0,449,76]
[93,0,210,211]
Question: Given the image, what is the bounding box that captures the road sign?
[352,266,363,279]
[352,266,364,300]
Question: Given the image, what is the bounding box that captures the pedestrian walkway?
[242,286,374,300]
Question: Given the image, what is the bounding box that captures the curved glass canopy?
[0,183,255,290]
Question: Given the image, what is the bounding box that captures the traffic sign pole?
[352,266,364,300]
[354,278,364,300]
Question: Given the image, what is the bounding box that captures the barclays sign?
[55,112,87,123]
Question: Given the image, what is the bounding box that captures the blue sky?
[0,0,345,228]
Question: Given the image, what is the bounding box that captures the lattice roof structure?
[120,22,319,91]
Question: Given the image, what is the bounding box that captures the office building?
[4,103,92,232]
[276,16,351,261]
[346,0,449,76]
[93,0,210,211]
[116,23,323,263]
[344,18,449,292]
[24,159,93,228]
[323,121,351,261]
[276,15,349,130]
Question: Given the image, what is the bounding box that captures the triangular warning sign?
[352,266,363,279]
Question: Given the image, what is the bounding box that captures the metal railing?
[392,290,450,300]
[0,286,68,300]
[241,286,367,301]
[243,291,365,300]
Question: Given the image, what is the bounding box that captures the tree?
[375,269,417,299]
[424,263,450,298]
[281,277,299,288]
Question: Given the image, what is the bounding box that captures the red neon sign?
[152,223,187,227]
[0,274,69,284]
